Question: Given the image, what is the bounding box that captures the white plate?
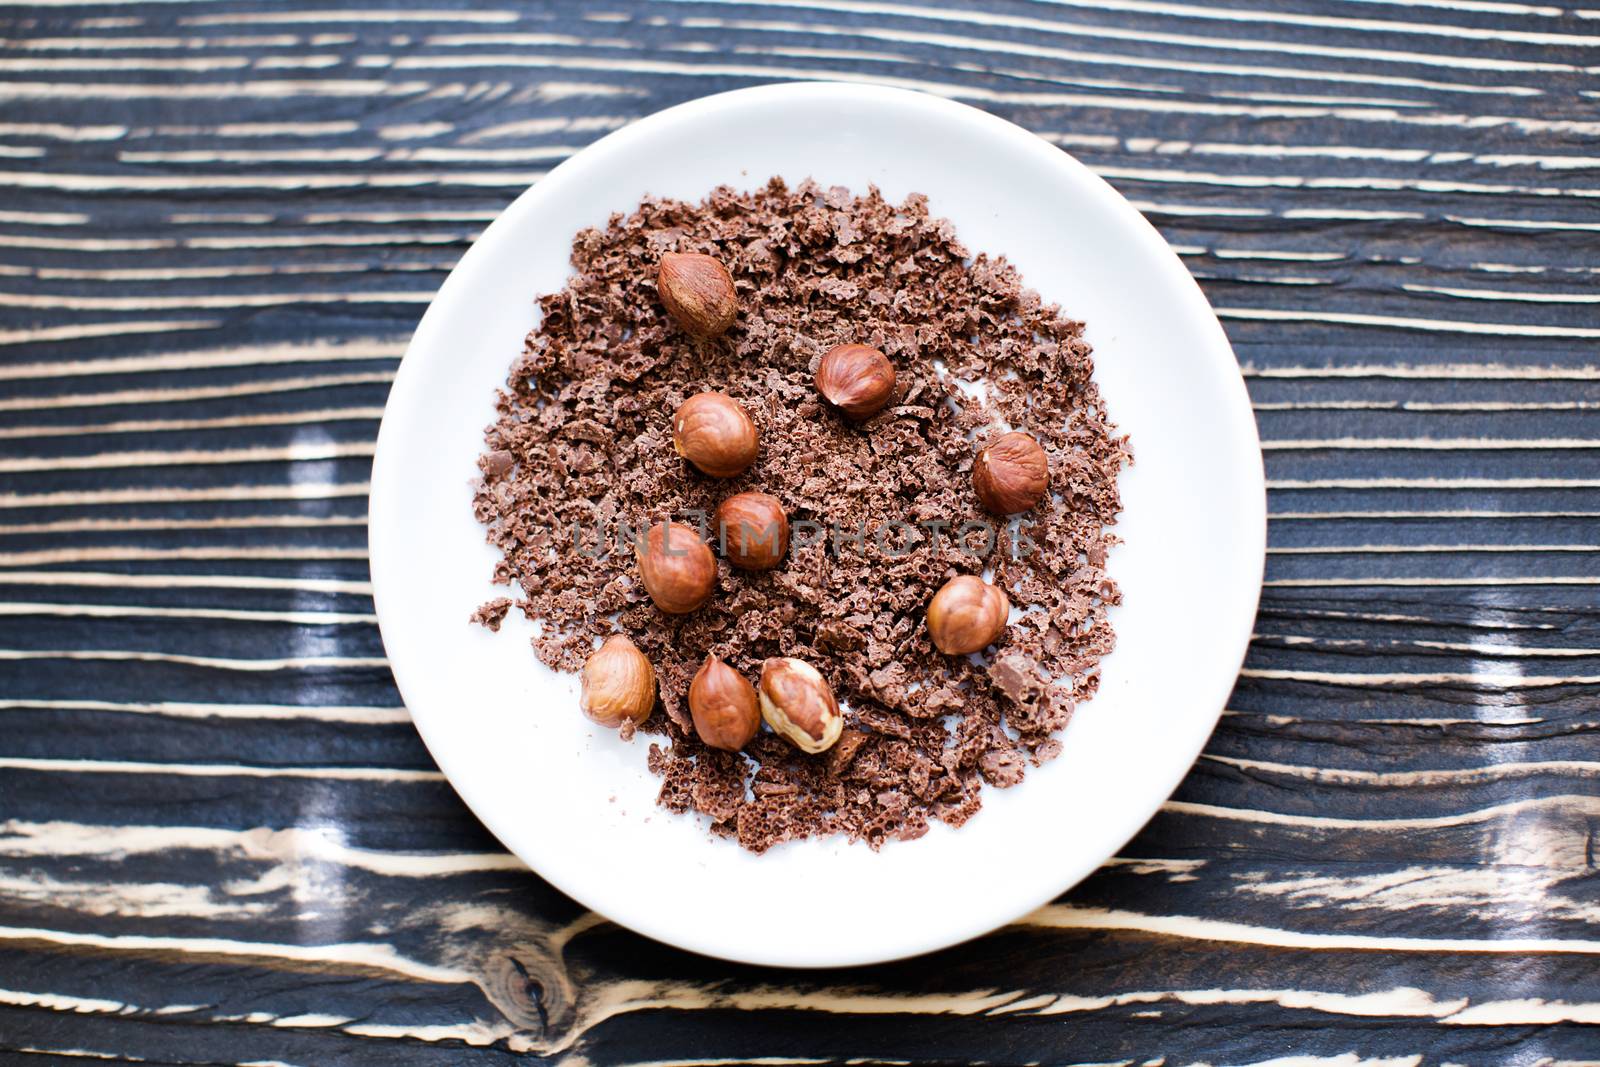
[370,82,1265,967]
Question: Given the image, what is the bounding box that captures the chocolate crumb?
[474,178,1127,852]
[979,749,1029,788]
[990,652,1046,710]
[827,727,869,777]
[470,597,513,632]
[479,450,516,481]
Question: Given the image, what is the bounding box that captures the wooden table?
[3,2,1597,1062]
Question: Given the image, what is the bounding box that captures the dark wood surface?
[2,0,1598,1062]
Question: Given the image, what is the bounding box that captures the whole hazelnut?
[973,431,1049,515]
[657,252,737,340]
[715,491,788,570]
[580,634,656,728]
[927,574,1010,655]
[688,654,760,752]
[758,657,844,754]
[635,520,716,614]
[673,392,759,478]
[815,343,895,421]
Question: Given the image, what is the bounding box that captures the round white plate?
[370,82,1265,967]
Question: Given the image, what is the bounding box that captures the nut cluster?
[580,249,1059,754]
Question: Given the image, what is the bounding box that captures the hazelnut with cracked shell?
[758,656,844,754]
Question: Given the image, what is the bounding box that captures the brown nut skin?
[635,520,716,614]
[815,343,895,421]
[657,252,737,340]
[715,491,789,570]
[758,657,844,754]
[973,431,1049,515]
[927,575,1011,655]
[672,392,759,478]
[688,655,761,752]
[580,634,656,728]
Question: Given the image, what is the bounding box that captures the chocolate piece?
[979,749,1028,788]
[469,597,512,632]
[479,450,516,480]
[990,652,1047,710]
[826,727,869,777]
[473,178,1127,852]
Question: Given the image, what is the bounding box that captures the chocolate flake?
[470,597,513,632]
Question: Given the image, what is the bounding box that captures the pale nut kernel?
[635,520,716,614]
[672,391,759,478]
[758,657,844,754]
[815,343,896,421]
[657,252,737,340]
[973,431,1050,515]
[927,574,1010,655]
[580,634,656,728]
[715,491,788,570]
[688,654,761,752]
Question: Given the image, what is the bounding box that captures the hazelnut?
[927,574,1010,655]
[657,252,737,340]
[580,634,656,728]
[715,491,788,570]
[635,520,716,614]
[688,654,760,751]
[973,431,1049,515]
[758,657,844,754]
[815,343,895,421]
[673,392,759,478]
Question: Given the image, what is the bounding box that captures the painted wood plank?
[2,0,1599,1062]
